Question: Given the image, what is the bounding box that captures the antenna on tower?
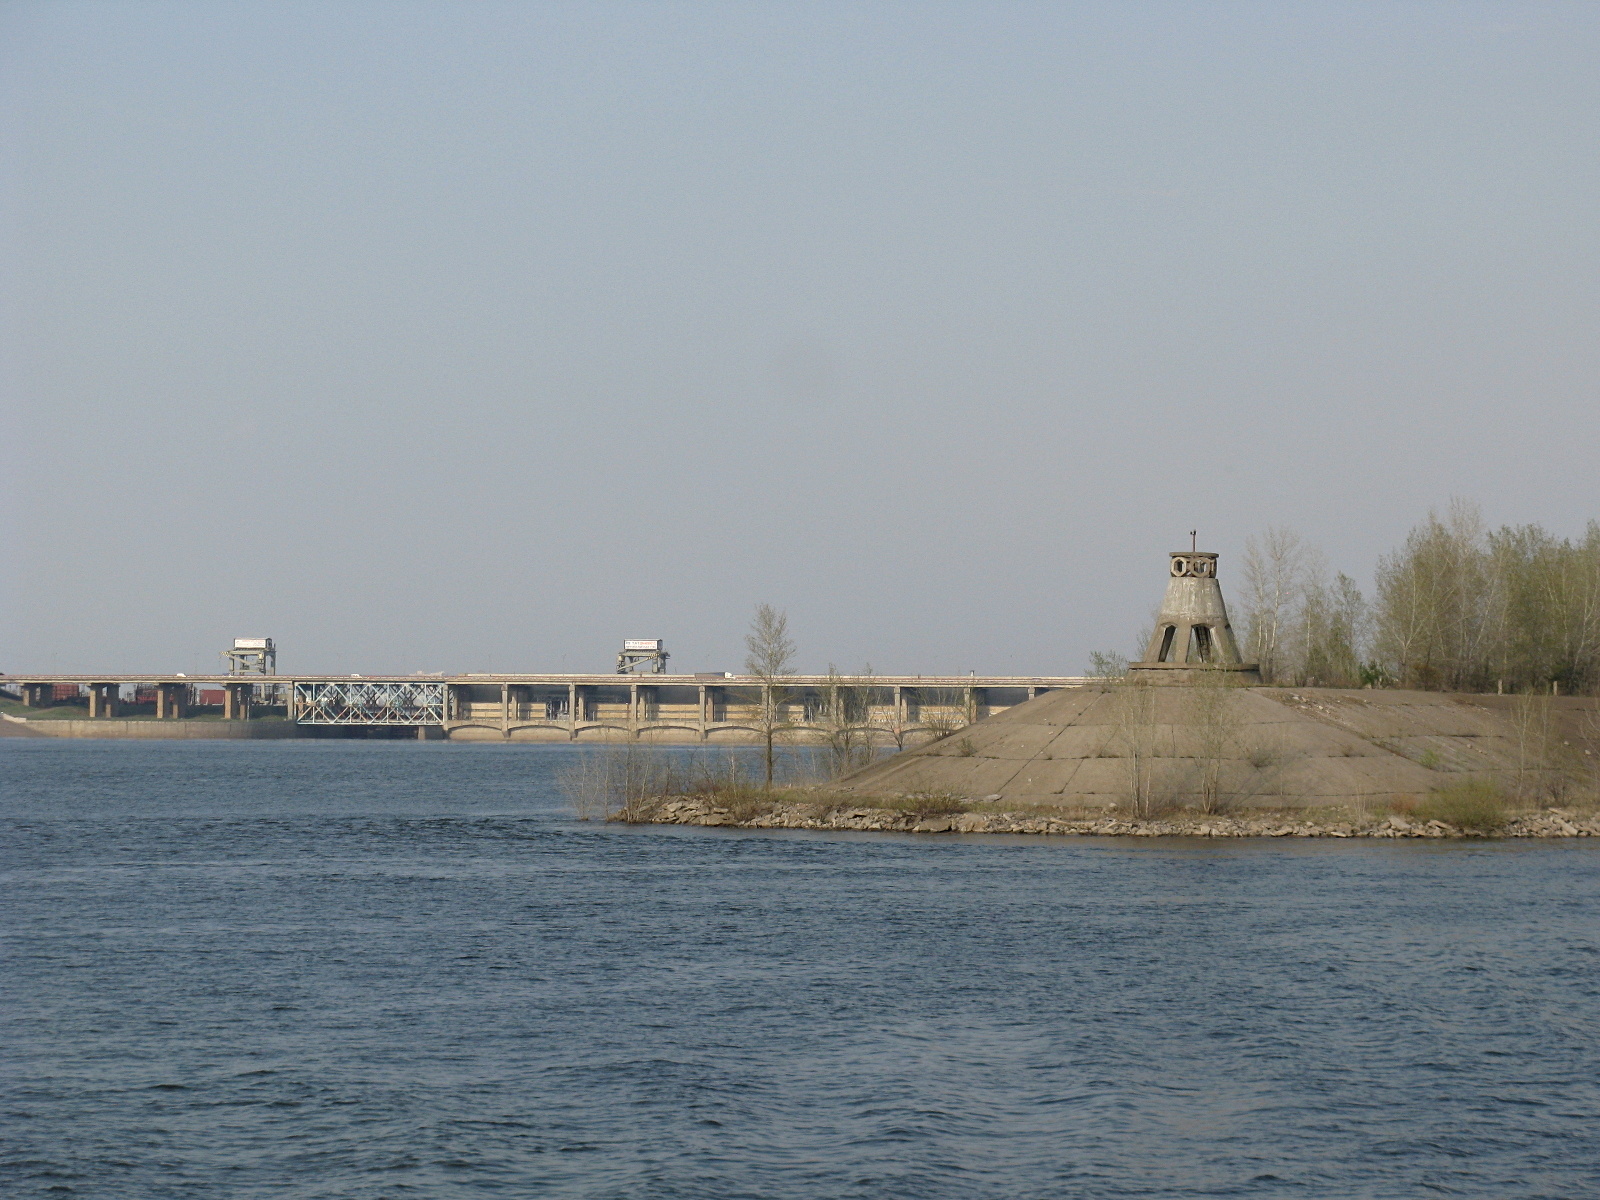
[1190,529,1197,552]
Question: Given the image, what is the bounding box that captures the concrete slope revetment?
[837,686,1600,810]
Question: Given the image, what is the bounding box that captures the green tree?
[1300,572,1367,687]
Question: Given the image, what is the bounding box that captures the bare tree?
[1239,527,1311,685]
[1373,500,1491,690]
[1487,520,1600,693]
[1237,503,1600,696]
[1370,501,1600,694]
[819,663,878,778]
[745,603,797,787]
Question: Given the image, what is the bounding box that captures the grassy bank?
[1,700,93,720]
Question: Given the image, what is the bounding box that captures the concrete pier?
[223,682,252,721]
[86,683,119,719]
[155,682,187,719]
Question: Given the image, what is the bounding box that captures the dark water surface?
[3,740,1598,1199]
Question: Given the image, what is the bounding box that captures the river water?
[3,739,1597,1198]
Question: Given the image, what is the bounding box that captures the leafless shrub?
[918,695,967,742]
[1110,682,1165,818]
[1179,675,1293,814]
[894,791,969,817]
[1506,690,1595,806]
[1189,675,1234,814]
[560,743,683,820]
[1088,650,1128,682]
[1581,702,1600,804]
[575,744,854,822]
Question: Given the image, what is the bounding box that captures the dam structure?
[1,669,1088,743]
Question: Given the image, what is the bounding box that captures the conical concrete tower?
[1126,549,1261,685]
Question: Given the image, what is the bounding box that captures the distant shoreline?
[0,713,365,740]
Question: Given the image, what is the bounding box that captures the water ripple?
[2,739,1598,1198]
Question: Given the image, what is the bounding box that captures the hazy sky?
[4,2,1598,677]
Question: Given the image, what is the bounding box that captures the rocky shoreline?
[619,797,1599,839]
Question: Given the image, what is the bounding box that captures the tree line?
[1231,500,1600,694]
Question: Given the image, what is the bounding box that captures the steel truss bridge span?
[294,680,446,725]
